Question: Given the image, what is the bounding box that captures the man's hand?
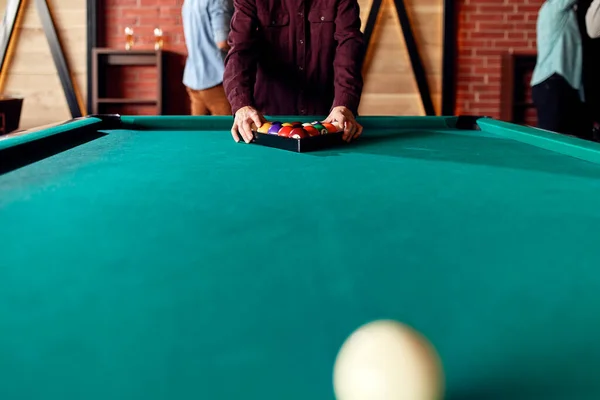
[231,106,265,143]
[324,106,363,142]
[217,41,231,52]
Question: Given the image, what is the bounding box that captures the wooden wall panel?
[0,0,86,129]
[357,0,443,115]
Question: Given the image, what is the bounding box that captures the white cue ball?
[333,320,444,400]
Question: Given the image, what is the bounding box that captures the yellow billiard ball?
[257,123,272,134]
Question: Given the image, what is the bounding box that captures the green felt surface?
[3,116,600,399]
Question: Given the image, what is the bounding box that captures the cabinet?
[91,48,164,115]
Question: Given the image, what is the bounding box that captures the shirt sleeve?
[331,0,365,115]
[587,0,600,38]
[223,0,258,115]
[208,0,233,44]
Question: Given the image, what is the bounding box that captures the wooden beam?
[0,0,25,77]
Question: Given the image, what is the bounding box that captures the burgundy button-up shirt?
[223,0,365,116]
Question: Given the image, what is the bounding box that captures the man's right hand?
[231,106,265,143]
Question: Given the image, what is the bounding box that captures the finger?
[348,123,359,142]
[242,120,254,143]
[231,121,241,142]
[250,112,263,130]
[325,111,342,124]
[342,121,353,141]
[353,123,363,140]
[347,124,359,142]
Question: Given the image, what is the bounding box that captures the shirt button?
[298,12,303,17]
[300,109,306,114]
[299,39,304,45]
[298,66,303,71]
[320,16,325,21]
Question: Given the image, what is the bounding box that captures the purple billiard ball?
[268,123,282,134]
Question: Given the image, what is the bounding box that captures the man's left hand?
[324,106,363,142]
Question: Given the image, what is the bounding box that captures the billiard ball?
[312,123,327,135]
[321,122,339,133]
[257,123,272,134]
[289,127,308,139]
[304,126,319,136]
[282,122,293,127]
[268,123,282,134]
[278,126,293,137]
[302,123,313,127]
[333,320,444,400]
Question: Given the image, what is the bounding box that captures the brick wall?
[456,0,542,120]
[100,0,542,119]
[101,0,188,115]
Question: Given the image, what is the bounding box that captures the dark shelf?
[97,98,158,104]
[91,48,163,114]
[501,51,537,124]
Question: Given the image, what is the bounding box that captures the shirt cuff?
[332,93,360,116]
[214,29,230,44]
[227,89,254,115]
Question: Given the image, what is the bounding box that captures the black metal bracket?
[362,0,436,116]
[0,0,82,118]
[34,0,82,118]
[441,0,456,115]
[87,0,97,115]
[0,0,24,76]
[362,0,383,55]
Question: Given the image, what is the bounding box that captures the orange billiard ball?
[321,122,339,134]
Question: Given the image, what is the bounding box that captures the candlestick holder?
[154,28,163,51]
[125,27,134,50]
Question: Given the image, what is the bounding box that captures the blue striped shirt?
[182,0,233,91]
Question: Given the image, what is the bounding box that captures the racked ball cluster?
[257,121,340,139]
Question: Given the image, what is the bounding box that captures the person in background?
[586,0,600,37]
[531,0,591,139]
[223,0,365,143]
[182,0,233,116]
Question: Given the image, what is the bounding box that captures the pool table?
[2,114,600,400]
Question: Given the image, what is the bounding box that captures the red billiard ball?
[289,127,308,139]
[304,126,319,136]
[278,126,294,137]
